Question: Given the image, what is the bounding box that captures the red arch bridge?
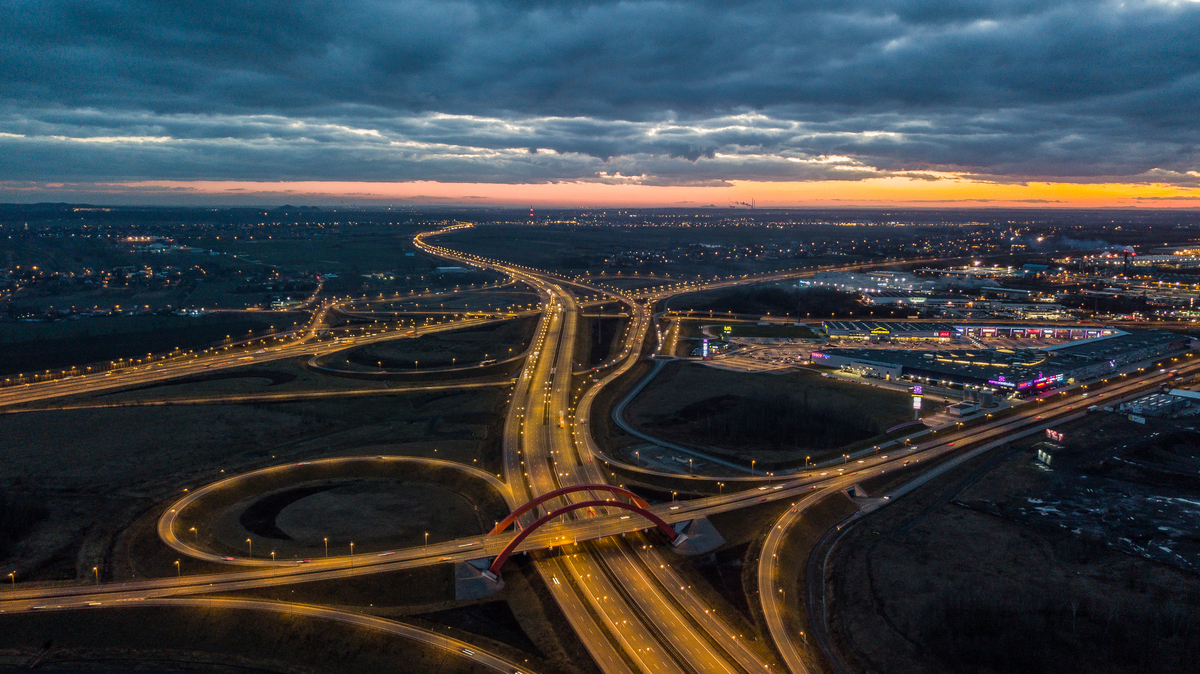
[484,484,685,579]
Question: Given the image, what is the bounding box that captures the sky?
[2,0,1200,208]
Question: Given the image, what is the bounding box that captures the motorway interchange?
[2,224,1194,674]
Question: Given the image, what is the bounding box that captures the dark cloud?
[0,0,1198,187]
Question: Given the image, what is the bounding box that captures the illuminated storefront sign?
[988,375,1016,388]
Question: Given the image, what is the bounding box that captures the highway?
[419,229,772,673]
[2,222,1193,674]
[0,341,1187,673]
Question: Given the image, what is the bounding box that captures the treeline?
[670,393,879,449]
[0,487,48,558]
[920,583,1200,674]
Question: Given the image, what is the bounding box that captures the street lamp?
[189,527,197,541]
[425,532,429,547]
[350,542,354,565]
[93,566,99,584]
[751,459,756,475]
[324,537,329,557]
[6,572,12,587]
[246,539,252,558]
[174,560,180,577]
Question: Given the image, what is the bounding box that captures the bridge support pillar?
[670,517,724,555]
[456,558,504,600]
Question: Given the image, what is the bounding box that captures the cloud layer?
[2,0,1199,187]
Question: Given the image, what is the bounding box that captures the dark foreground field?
[826,413,1200,674]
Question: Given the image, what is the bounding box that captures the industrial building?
[822,321,1120,341]
[1120,392,1188,417]
[810,330,1190,395]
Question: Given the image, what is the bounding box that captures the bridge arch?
[486,500,680,577]
[489,484,650,535]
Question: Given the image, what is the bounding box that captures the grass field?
[624,361,913,466]
[0,312,306,377]
[329,316,537,370]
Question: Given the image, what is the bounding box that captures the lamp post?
[324,537,328,558]
[174,560,180,577]
[350,542,354,566]
[93,566,99,584]
[751,459,756,475]
[425,532,429,547]
[246,539,252,558]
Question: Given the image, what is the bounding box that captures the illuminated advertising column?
[912,384,923,420]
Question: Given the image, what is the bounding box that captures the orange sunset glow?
[109,177,1200,208]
